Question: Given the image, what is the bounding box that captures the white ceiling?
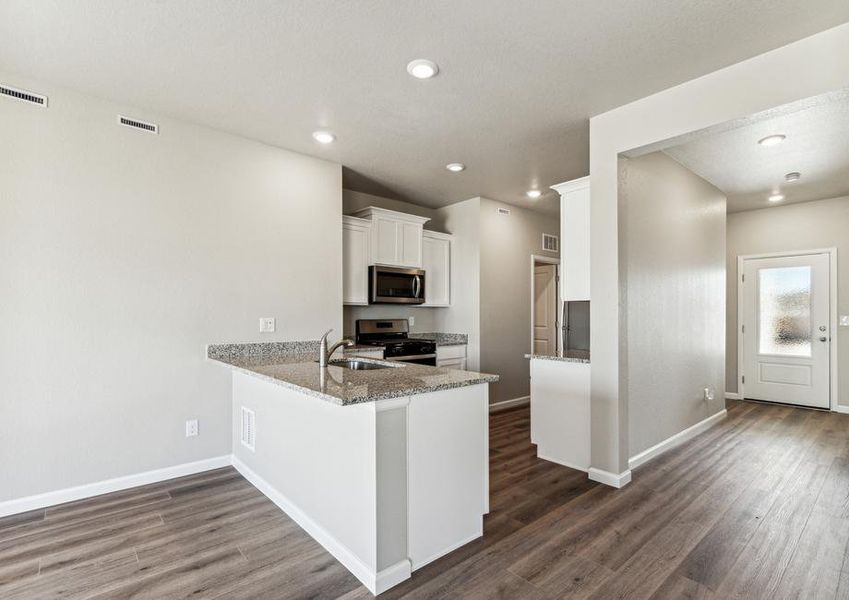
[663,92,849,212]
[1,2,848,215]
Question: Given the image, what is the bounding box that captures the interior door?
[533,264,558,354]
[741,253,830,408]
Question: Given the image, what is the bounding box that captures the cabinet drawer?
[436,344,466,360]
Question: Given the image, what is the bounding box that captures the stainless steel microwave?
[369,266,425,304]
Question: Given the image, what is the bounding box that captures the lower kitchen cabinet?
[436,344,466,370]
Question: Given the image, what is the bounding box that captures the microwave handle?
[413,275,421,299]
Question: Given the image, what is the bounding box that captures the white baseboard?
[725,392,741,400]
[628,409,727,471]
[537,453,588,473]
[376,560,413,595]
[410,528,482,571]
[0,455,232,519]
[835,405,849,415]
[489,396,530,413]
[588,467,632,489]
[231,456,392,595]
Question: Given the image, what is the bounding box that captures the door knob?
[819,336,828,342]
[819,325,827,332]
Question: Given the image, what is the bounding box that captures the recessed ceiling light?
[758,134,786,147]
[768,193,785,202]
[406,59,439,79]
[446,163,465,172]
[785,172,801,182]
[312,131,336,144]
[526,190,542,199]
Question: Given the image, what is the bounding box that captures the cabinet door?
[399,222,423,268]
[422,234,450,306]
[561,186,590,301]
[372,217,401,265]
[343,222,370,305]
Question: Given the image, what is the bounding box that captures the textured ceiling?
[663,92,849,213]
[1,1,848,215]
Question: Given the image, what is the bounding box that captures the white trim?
[530,254,562,356]
[628,409,727,471]
[725,392,742,400]
[737,248,838,411]
[232,456,387,595]
[0,455,231,518]
[410,529,482,571]
[834,405,849,415]
[489,396,530,413]
[376,560,413,595]
[587,467,632,488]
[538,453,588,473]
[375,396,411,412]
[550,176,590,195]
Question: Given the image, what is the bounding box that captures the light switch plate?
[840,315,849,327]
[185,419,198,437]
[409,316,415,327]
[259,317,276,333]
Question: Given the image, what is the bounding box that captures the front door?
[533,264,558,354]
[741,253,831,408]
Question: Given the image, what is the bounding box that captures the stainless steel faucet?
[319,329,354,368]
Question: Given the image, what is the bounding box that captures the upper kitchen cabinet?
[551,177,590,301]
[421,230,452,307]
[352,206,430,268]
[342,216,371,305]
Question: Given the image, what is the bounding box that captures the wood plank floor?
[3,400,849,598]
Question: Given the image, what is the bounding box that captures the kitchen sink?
[328,359,393,370]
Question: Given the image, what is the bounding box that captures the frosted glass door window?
[758,266,812,356]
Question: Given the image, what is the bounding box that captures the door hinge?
[742,273,746,282]
[742,375,745,384]
[741,324,745,334]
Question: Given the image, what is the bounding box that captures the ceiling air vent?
[118,115,158,134]
[496,207,511,216]
[240,406,256,452]
[543,233,559,253]
[0,84,48,107]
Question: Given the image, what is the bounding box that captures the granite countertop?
[409,332,468,346]
[208,343,497,406]
[525,350,591,364]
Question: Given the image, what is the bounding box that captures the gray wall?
[478,198,560,405]
[726,195,849,408]
[622,152,726,457]
[0,73,342,502]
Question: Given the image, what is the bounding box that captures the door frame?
[737,248,838,411]
[530,255,561,355]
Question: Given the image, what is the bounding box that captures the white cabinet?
[437,344,467,370]
[551,177,590,301]
[342,216,371,306]
[421,230,452,307]
[352,206,430,268]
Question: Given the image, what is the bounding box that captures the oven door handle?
[386,353,437,361]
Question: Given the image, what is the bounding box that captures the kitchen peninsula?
[208,341,498,595]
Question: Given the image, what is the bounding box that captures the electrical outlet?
[185,419,198,437]
[409,316,415,327]
[259,317,276,333]
[703,387,715,402]
[841,315,849,327]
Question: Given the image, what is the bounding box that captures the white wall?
[0,73,342,502]
[478,198,560,405]
[589,22,849,476]
[726,195,849,408]
[434,199,482,371]
[622,153,726,457]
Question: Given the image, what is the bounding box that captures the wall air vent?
[118,115,158,134]
[0,84,48,107]
[543,233,559,253]
[496,207,511,216]
[240,406,256,452]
